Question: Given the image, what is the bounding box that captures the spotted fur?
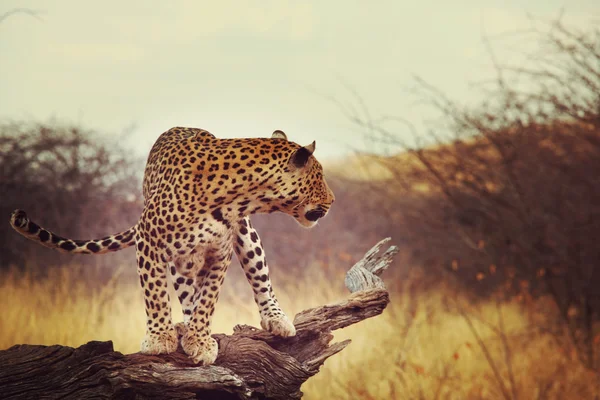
[10,127,335,365]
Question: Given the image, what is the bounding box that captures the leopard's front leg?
[234,217,296,337]
[180,245,233,365]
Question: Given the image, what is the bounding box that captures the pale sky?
[1,1,598,159]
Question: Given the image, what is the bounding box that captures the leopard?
[9,127,335,365]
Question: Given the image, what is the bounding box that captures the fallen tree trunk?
[0,238,398,400]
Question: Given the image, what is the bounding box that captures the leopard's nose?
[305,208,326,222]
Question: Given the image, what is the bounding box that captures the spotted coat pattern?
[10,127,335,365]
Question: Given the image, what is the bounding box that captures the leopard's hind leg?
[136,233,178,355]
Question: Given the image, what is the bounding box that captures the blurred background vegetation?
[1,13,599,400]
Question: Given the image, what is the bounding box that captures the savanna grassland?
[2,119,600,399]
[2,118,600,399]
[1,257,598,399]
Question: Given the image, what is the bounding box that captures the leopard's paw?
[140,327,178,355]
[181,330,219,365]
[261,313,296,337]
[174,321,187,339]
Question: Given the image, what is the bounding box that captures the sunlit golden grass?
[1,264,598,399]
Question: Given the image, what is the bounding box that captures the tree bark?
[0,238,398,400]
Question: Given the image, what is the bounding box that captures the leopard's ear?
[290,141,316,168]
[272,130,287,140]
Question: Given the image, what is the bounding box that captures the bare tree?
[0,121,143,269]
[350,16,600,370]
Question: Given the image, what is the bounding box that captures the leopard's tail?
[10,209,137,254]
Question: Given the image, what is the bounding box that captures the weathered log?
[0,238,398,400]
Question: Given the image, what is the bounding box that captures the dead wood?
[0,238,398,400]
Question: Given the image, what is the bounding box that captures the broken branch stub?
[0,238,398,400]
[345,237,398,292]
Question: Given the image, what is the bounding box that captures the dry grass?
[1,265,598,400]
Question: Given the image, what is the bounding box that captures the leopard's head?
[270,130,335,228]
